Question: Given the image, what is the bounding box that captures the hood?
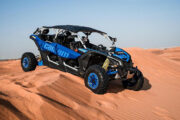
[78,47,131,62]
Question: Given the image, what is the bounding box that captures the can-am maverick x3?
[21,25,144,94]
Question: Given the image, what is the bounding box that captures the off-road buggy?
[21,25,144,94]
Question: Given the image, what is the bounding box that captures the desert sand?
[0,47,180,120]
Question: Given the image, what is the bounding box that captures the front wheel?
[84,65,109,94]
[21,52,37,72]
[122,69,144,91]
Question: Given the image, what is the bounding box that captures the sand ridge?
[0,47,180,120]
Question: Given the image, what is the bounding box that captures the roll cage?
[33,25,117,49]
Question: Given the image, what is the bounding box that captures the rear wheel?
[84,65,109,94]
[122,69,144,91]
[21,52,37,72]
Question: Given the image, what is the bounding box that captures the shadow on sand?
[107,77,151,93]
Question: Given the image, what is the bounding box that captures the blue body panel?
[31,34,81,59]
[78,48,88,53]
[107,70,118,75]
[85,47,130,62]
[112,47,130,62]
[38,60,43,66]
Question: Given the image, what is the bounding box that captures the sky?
[0,0,180,59]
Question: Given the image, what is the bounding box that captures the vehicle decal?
[78,48,88,53]
[57,49,69,58]
[30,34,81,59]
[32,36,36,39]
[43,43,56,53]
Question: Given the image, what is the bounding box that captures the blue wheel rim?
[23,57,29,68]
[88,73,99,89]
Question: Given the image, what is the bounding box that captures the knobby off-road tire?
[84,65,109,94]
[122,70,144,91]
[21,52,37,72]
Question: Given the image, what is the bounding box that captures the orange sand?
[0,47,180,120]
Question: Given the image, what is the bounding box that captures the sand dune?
[0,47,180,120]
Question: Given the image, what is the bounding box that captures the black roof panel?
[43,25,106,34]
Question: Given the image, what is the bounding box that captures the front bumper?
[107,66,141,80]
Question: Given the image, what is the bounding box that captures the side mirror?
[112,38,117,42]
[109,36,117,42]
[109,36,117,45]
[33,28,40,34]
